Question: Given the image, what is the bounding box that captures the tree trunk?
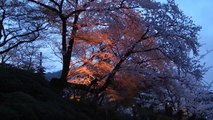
[60,14,79,87]
[60,18,68,85]
[60,52,71,85]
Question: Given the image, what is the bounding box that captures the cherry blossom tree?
[27,0,166,87]
[28,1,209,118]
[66,0,202,94]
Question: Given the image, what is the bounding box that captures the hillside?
[45,71,61,80]
[0,64,205,120]
[0,65,130,120]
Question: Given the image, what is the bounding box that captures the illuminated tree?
[29,1,206,116]
[28,0,164,87]
[66,0,202,95]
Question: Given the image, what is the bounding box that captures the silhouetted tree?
[0,0,46,55]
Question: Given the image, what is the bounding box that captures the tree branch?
[28,0,59,13]
[0,7,6,41]
[0,33,39,54]
[67,27,151,94]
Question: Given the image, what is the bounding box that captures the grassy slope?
[0,65,128,120]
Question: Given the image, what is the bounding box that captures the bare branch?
[0,33,39,54]
[28,0,59,13]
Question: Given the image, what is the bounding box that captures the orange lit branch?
[67,27,160,94]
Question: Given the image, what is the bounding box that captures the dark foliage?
[0,65,131,120]
[0,65,206,120]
